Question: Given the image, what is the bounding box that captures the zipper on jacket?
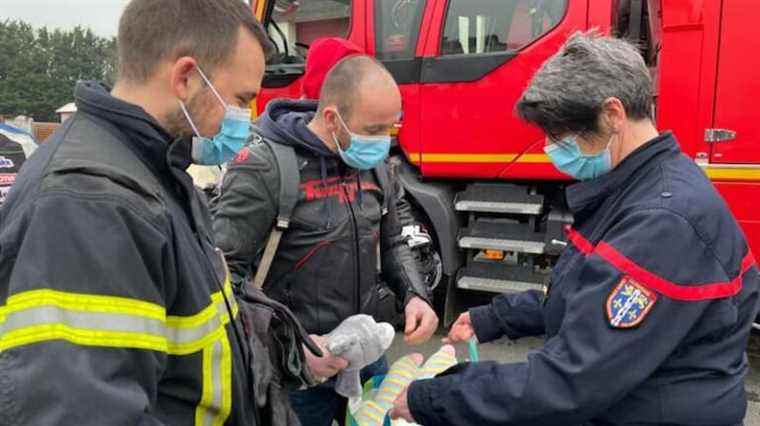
[342,179,362,314]
[179,173,254,404]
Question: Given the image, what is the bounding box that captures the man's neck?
[307,118,338,153]
[111,80,170,129]
[615,120,659,167]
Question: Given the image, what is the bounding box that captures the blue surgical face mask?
[332,112,391,170]
[179,66,252,165]
[544,134,613,180]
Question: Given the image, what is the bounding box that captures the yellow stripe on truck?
[404,154,760,182]
[406,152,551,165]
[703,166,760,181]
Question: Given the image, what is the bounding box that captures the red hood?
[301,37,363,100]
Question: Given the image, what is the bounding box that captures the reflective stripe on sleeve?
[0,277,239,425]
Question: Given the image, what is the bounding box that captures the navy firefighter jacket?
[407,132,759,426]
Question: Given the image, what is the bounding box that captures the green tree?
[0,20,117,122]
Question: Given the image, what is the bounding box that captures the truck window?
[268,0,352,65]
[441,0,567,56]
[375,0,427,60]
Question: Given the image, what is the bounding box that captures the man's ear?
[601,97,626,133]
[170,57,198,102]
[322,107,340,134]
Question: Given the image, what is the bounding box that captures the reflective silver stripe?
[1,302,229,351]
[198,339,223,426]
[0,306,165,337]
[1,288,235,425]
[166,302,225,348]
[196,337,229,426]
[210,339,223,426]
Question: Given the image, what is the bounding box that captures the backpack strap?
[251,138,300,290]
[268,140,300,228]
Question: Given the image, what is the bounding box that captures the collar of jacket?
[565,131,679,216]
[74,81,192,175]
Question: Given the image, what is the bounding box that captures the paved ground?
[387,332,760,424]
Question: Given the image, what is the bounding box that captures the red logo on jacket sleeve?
[232,148,250,164]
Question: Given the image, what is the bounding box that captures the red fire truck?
[251,0,760,325]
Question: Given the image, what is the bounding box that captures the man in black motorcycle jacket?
[212,55,438,425]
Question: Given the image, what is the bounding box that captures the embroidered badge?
[606,276,657,328]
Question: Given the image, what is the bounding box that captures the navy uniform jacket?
[408,133,759,425]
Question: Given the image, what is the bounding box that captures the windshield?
[265,0,352,65]
[375,0,426,60]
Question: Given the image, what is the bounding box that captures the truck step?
[459,220,546,254]
[457,262,547,293]
[455,183,544,215]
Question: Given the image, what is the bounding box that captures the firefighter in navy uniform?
[0,1,275,424]
[390,33,760,426]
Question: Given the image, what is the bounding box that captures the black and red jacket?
[212,99,428,336]
[409,133,759,425]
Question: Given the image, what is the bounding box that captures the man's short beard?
[164,87,214,139]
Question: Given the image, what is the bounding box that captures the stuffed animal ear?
[377,323,395,349]
[327,333,357,355]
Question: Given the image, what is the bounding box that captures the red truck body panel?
[254,0,760,255]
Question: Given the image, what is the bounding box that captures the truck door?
[371,0,431,161]
[257,0,357,111]
[710,0,760,164]
[415,0,585,179]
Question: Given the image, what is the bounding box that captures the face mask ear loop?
[603,114,620,146]
[604,132,616,153]
[603,130,618,168]
[335,110,353,135]
[333,110,351,152]
[332,132,345,153]
[553,135,577,152]
[195,66,227,108]
[178,100,203,138]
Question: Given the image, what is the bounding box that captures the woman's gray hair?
[516,31,653,140]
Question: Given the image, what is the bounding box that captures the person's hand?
[404,296,439,345]
[304,334,349,380]
[442,312,475,344]
[389,386,416,423]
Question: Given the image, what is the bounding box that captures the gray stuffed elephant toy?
[326,314,395,398]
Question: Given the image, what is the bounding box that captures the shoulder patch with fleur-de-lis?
[606,276,658,329]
